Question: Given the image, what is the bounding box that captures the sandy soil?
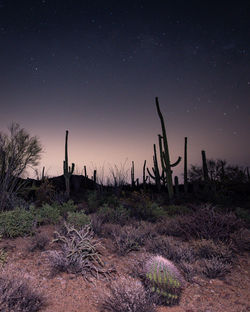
[0,224,249,312]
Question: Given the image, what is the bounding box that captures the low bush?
[201,257,232,279]
[32,203,61,225]
[29,232,50,252]
[157,204,242,242]
[49,223,113,279]
[100,277,155,312]
[0,272,45,311]
[230,228,250,252]
[155,217,184,237]
[56,200,78,217]
[164,205,191,217]
[100,223,122,238]
[192,239,234,263]
[235,207,250,225]
[145,235,195,263]
[111,224,149,255]
[35,179,55,205]
[97,204,129,225]
[0,249,7,266]
[86,191,104,213]
[126,191,167,222]
[177,261,197,283]
[0,208,35,238]
[67,211,90,229]
[133,202,167,222]
[90,213,105,236]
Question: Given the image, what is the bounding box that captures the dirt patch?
[1,224,249,312]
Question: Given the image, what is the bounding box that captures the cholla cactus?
[144,255,185,305]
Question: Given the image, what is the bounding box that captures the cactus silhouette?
[63,130,75,197]
[154,97,182,200]
[184,137,188,195]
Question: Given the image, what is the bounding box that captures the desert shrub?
[86,190,104,213]
[56,200,78,218]
[155,217,184,237]
[143,255,185,306]
[97,204,129,225]
[133,202,167,222]
[0,235,7,267]
[0,272,44,311]
[230,228,250,252]
[49,223,113,279]
[177,261,197,283]
[28,232,49,252]
[192,239,234,263]
[35,179,55,205]
[235,207,250,225]
[0,249,7,266]
[111,224,149,255]
[0,208,35,238]
[32,203,61,225]
[158,204,242,242]
[67,211,90,229]
[103,194,120,207]
[100,223,122,238]
[90,213,105,236]
[126,191,167,222]
[201,257,232,279]
[165,205,191,217]
[100,277,155,312]
[145,235,195,263]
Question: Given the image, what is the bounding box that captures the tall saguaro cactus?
[201,150,209,182]
[131,161,135,188]
[63,130,75,197]
[143,160,148,190]
[147,144,163,191]
[155,97,181,200]
[184,137,188,195]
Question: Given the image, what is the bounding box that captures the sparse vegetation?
[100,277,156,312]
[0,114,249,311]
[0,272,45,312]
[201,257,232,279]
[28,232,49,252]
[48,223,114,279]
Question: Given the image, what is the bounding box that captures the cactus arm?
[170,156,182,167]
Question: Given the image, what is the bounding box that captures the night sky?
[0,1,249,183]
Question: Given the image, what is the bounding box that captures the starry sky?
[0,1,249,183]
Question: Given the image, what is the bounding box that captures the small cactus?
[144,255,185,305]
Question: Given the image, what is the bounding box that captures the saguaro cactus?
[131,161,135,188]
[63,130,75,197]
[143,160,148,190]
[201,150,209,182]
[147,144,163,191]
[155,97,181,200]
[184,137,188,195]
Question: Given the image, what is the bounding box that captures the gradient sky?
[0,1,249,183]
